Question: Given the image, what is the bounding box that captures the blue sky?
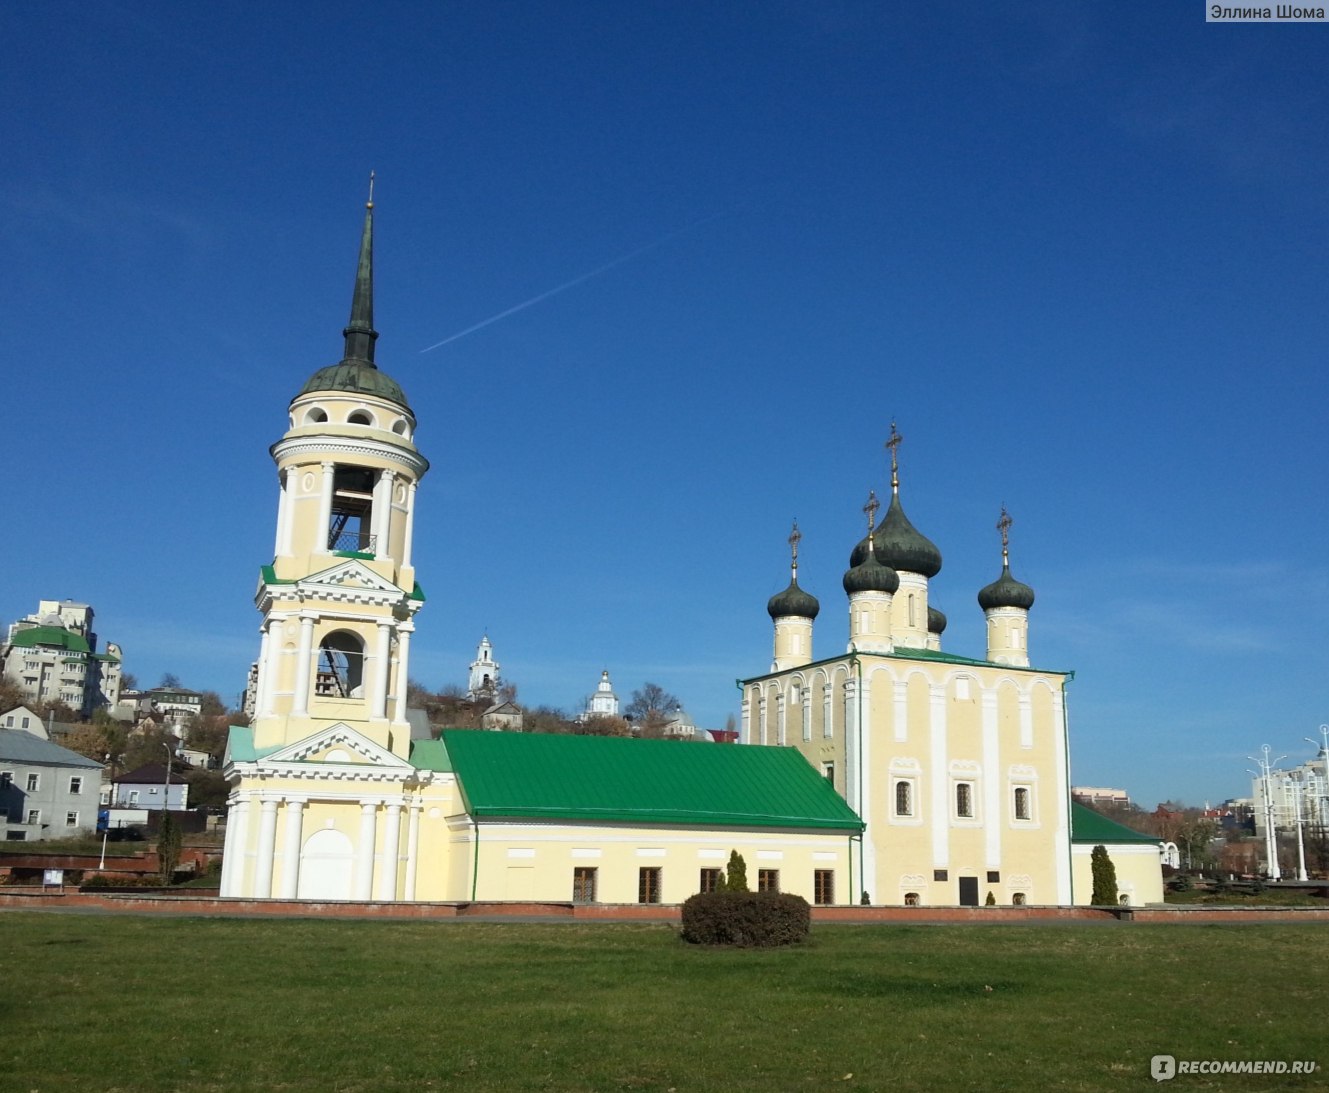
[4,2,1326,808]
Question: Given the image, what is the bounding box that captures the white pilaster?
[254,797,280,899]
[982,690,1001,870]
[404,802,422,901]
[355,802,377,900]
[1052,686,1072,905]
[893,679,908,742]
[843,678,858,811]
[929,684,948,868]
[278,467,296,557]
[740,694,751,746]
[273,468,290,557]
[279,798,306,899]
[377,802,403,900]
[292,614,316,717]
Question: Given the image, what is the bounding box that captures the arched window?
[1012,892,1026,906]
[305,407,328,425]
[347,409,375,427]
[907,594,916,627]
[904,891,920,907]
[316,632,365,698]
[391,417,409,436]
[895,780,912,817]
[956,782,974,818]
[1014,786,1031,820]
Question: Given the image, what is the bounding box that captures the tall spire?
[341,173,378,367]
[885,422,902,494]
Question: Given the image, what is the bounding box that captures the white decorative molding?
[636,848,666,858]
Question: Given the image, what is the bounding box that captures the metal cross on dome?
[885,422,903,490]
[863,489,879,534]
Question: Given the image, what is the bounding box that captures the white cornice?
[271,436,428,477]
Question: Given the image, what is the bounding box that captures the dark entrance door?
[958,876,979,906]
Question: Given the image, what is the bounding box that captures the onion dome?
[768,577,820,620]
[843,541,900,596]
[978,506,1035,610]
[297,183,410,411]
[978,564,1035,611]
[849,425,941,577]
[769,520,820,619]
[928,605,947,635]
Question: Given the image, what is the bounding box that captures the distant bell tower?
[248,182,429,759]
[467,635,499,701]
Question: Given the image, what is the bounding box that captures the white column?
[292,614,316,717]
[404,802,422,901]
[401,480,417,569]
[220,793,251,897]
[355,802,377,901]
[254,625,272,717]
[393,629,412,723]
[278,467,296,557]
[273,468,289,557]
[279,798,306,899]
[254,797,280,899]
[316,461,335,552]
[258,618,284,718]
[373,470,395,558]
[373,622,392,720]
[377,802,403,900]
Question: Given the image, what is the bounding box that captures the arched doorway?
[298,828,353,900]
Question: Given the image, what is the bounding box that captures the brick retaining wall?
[2,889,1328,923]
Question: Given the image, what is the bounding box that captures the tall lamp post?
[1304,725,1329,829]
[1248,745,1286,881]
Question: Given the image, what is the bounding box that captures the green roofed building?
[3,600,124,717]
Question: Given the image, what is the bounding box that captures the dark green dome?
[978,565,1035,611]
[850,493,941,578]
[768,577,820,620]
[928,605,947,634]
[842,544,900,596]
[298,360,409,409]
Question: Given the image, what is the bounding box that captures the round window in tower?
[347,409,375,427]
[304,407,329,425]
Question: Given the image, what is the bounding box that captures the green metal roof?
[8,626,90,654]
[408,738,452,772]
[1070,801,1160,845]
[441,730,864,831]
[224,725,281,763]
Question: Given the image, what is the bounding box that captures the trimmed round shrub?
[680,891,811,947]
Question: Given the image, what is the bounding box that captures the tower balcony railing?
[327,530,377,554]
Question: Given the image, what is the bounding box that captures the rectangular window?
[128,791,139,805]
[933,869,948,882]
[26,773,39,792]
[894,780,913,817]
[21,716,30,728]
[698,868,722,894]
[0,772,11,787]
[1014,786,1031,820]
[814,870,834,905]
[757,869,780,893]
[572,866,597,903]
[821,761,835,784]
[26,809,40,826]
[955,782,974,818]
[638,867,661,904]
[65,812,78,828]
[986,870,1001,884]
[69,777,83,795]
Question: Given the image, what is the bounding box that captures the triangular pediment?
[260,723,414,770]
[299,559,405,597]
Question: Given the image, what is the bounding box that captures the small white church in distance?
[220,196,1163,908]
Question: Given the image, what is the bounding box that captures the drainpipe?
[470,818,480,902]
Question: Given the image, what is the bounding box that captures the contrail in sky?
[419,213,723,353]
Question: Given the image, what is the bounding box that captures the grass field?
[4,913,1325,1092]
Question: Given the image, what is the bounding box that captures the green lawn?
[3,914,1325,1092]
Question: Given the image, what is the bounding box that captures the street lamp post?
[1292,773,1309,881]
[1248,745,1286,881]
[1304,725,1329,829]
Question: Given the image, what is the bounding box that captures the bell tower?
[248,184,429,758]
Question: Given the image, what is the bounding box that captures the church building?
[221,194,1161,907]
